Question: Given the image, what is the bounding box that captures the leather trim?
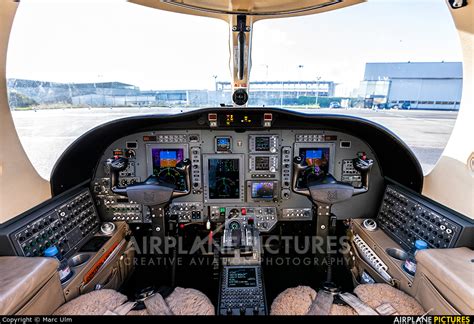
[15,272,65,315]
[415,248,474,315]
[0,257,59,314]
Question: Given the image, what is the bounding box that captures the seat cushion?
[55,287,215,315]
[354,284,425,315]
[165,287,215,315]
[270,286,356,315]
[53,289,128,315]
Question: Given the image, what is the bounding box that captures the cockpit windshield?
[7,0,462,179]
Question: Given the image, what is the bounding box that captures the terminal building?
[217,80,335,106]
[8,79,336,108]
[358,62,463,110]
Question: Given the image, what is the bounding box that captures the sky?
[6,0,463,95]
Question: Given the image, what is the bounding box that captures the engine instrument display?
[208,158,241,200]
[227,268,257,288]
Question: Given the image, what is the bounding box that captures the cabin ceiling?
[128,0,365,20]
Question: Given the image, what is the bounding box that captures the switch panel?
[376,185,474,250]
[9,188,100,257]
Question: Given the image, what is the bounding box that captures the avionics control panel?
[376,185,474,250]
[0,187,101,257]
[92,129,381,229]
[219,265,266,315]
[210,206,278,232]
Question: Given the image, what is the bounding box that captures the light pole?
[297,65,304,102]
[212,75,218,91]
[315,76,321,107]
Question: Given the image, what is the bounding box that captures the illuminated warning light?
[113,149,123,156]
[179,224,185,230]
[208,113,217,121]
[143,135,157,142]
[264,113,273,121]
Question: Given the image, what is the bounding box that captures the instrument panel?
[92,128,382,231]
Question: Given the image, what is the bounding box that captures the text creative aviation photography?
[0,0,473,322]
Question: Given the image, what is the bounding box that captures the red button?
[241,208,247,215]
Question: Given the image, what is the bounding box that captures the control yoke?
[292,156,373,205]
[107,157,192,206]
[292,155,373,292]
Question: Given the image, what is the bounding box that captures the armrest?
[414,248,474,315]
[0,256,61,314]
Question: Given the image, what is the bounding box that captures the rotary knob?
[100,222,116,235]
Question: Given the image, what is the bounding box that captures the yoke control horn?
[291,154,373,293]
[107,156,191,237]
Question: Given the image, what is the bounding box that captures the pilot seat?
[270,284,425,315]
[53,287,215,316]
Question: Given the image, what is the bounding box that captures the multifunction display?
[208,158,241,200]
[251,181,275,200]
[227,268,257,288]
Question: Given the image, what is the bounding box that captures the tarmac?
[11,107,458,179]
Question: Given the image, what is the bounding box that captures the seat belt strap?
[306,290,334,315]
[104,301,137,315]
[339,292,378,315]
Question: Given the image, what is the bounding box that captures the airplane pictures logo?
[394,314,471,324]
